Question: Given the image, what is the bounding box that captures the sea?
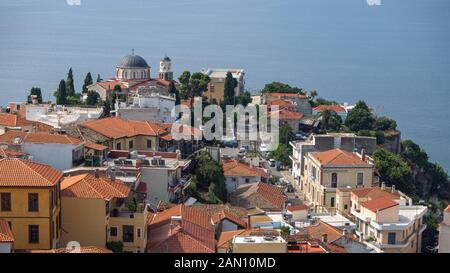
[0,0,449,171]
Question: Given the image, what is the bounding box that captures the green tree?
[374,116,397,131]
[168,81,180,106]
[319,109,342,132]
[82,72,93,93]
[102,98,112,117]
[192,152,227,203]
[27,87,43,103]
[426,163,449,198]
[190,72,210,97]
[223,72,238,105]
[279,124,294,145]
[66,68,75,97]
[262,82,304,94]
[178,71,191,99]
[96,74,102,83]
[373,148,414,194]
[86,90,100,106]
[270,144,291,166]
[106,241,123,253]
[237,91,252,107]
[66,96,81,105]
[54,79,67,105]
[400,140,429,169]
[345,100,375,132]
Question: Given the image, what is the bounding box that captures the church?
[87,52,174,101]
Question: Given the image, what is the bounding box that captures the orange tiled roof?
[147,205,215,253]
[61,173,130,201]
[96,80,128,91]
[84,141,108,151]
[310,148,370,166]
[297,220,343,243]
[222,159,268,178]
[0,158,62,187]
[0,131,83,145]
[351,187,400,200]
[0,149,28,158]
[269,99,295,107]
[211,210,247,228]
[0,113,17,127]
[268,109,303,120]
[0,219,14,243]
[361,198,398,213]
[313,105,346,113]
[81,117,170,139]
[229,182,287,210]
[30,246,112,253]
[287,204,309,212]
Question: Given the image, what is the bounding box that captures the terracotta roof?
[0,149,28,158]
[95,80,128,91]
[287,204,309,212]
[310,148,370,166]
[268,93,307,98]
[191,204,247,218]
[351,187,400,200]
[84,141,108,151]
[211,210,247,228]
[0,113,17,127]
[0,219,14,243]
[313,105,346,113]
[269,99,295,107]
[222,159,268,178]
[61,173,130,201]
[229,182,287,210]
[147,205,215,253]
[81,117,170,139]
[30,246,112,253]
[0,131,83,145]
[0,158,62,187]
[361,198,399,213]
[297,220,343,243]
[268,109,304,120]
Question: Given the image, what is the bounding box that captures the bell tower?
[159,55,173,81]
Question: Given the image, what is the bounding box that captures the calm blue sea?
[0,0,449,171]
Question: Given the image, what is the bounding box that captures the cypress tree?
[55,80,67,105]
[223,72,237,106]
[83,72,93,93]
[66,68,75,97]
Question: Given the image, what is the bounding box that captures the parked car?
[269,158,276,167]
[224,139,238,148]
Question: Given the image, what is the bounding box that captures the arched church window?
[141,71,144,78]
[124,71,127,78]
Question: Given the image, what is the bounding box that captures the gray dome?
[117,54,149,68]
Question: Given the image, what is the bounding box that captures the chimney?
[360,148,366,161]
[321,233,328,243]
[381,182,385,190]
[94,169,100,178]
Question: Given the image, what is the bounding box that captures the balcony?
[109,200,147,219]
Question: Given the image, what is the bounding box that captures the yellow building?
[60,173,149,253]
[350,196,427,253]
[0,158,63,251]
[202,69,245,103]
[301,148,375,212]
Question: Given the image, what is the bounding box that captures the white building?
[0,131,84,170]
[439,205,450,253]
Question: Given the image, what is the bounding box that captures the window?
[387,232,396,245]
[28,193,39,212]
[116,143,122,150]
[123,225,134,243]
[110,226,118,237]
[29,225,39,244]
[357,173,364,186]
[129,140,134,149]
[344,204,348,210]
[331,173,338,188]
[137,227,142,238]
[1,192,11,211]
[210,84,215,92]
[330,197,335,207]
[245,178,250,183]
[147,139,152,148]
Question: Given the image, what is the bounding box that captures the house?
[0,219,14,253]
[262,92,312,115]
[350,195,427,253]
[190,204,247,234]
[146,204,215,253]
[231,230,287,253]
[0,131,84,170]
[290,133,377,187]
[201,69,245,103]
[229,182,287,211]
[0,158,63,250]
[301,148,375,212]
[268,109,304,132]
[439,205,450,253]
[84,141,108,167]
[108,151,191,205]
[312,105,347,122]
[60,173,149,253]
[286,204,309,222]
[0,112,53,134]
[222,159,269,193]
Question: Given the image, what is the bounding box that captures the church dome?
[161,55,171,62]
[117,54,149,68]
